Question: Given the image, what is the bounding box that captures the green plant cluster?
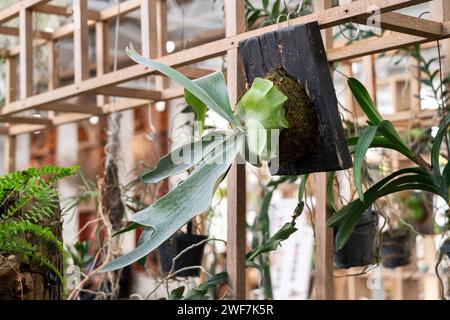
[0,165,79,282]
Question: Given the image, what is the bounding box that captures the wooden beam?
[0,0,50,25]
[73,0,89,84]
[5,57,17,103]
[19,8,33,100]
[35,4,100,21]
[314,0,334,301]
[0,26,51,39]
[177,66,215,79]
[327,26,449,62]
[3,0,448,116]
[99,0,141,20]
[47,41,58,91]
[140,0,158,59]
[4,135,16,173]
[39,102,103,115]
[0,116,52,125]
[96,20,110,106]
[353,12,444,38]
[0,127,9,135]
[96,87,161,100]
[225,0,246,300]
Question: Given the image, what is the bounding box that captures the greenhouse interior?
[0,0,450,303]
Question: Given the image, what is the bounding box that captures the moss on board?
[264,67,320,166]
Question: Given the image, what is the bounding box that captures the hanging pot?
[238,22,352,175]
[334,208,378,269]
[158,221,207,278]
[380,229,412,269]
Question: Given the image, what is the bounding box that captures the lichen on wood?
[264,67,320,166]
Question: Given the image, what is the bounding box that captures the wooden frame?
[0,0,449,300]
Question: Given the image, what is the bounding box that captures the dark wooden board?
[238,21,352,175]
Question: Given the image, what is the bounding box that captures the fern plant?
[0,165,79,283]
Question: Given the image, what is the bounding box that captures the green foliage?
[236,78,289,130]
[328,76,450,250]
[102,43,291,272]
[245,0,312,29]
[0,165,79,221]
[0,165,78,282]
[127,44,242,129]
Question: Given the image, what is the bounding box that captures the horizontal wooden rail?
[0,0,444,117]
[96,87,162,100]
[0,26,51,39]
[0,116,52,126]
[352,12,444,38]
[35,4,101,21]
[0,0,50,24]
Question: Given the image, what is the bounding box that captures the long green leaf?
[185,72,232,136]
[431,115,450,177]
[328,167,431,227]
[126,43,241,129]
[101,133,242,272]
[348,77,383,125]
[246,223,297,261]
[354,125,378,201]
[326,171,337,213]
[141,131,228,183]
[182,272,228,300]
[377,120,415,158]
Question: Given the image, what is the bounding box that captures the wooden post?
[96,20,110,106]
[140,0,158,59]
[314,0,334,300]
[142,0,169,196]
[225,0,247,300]
[4,55,17,174]
[5,57,17,104]
[363,55,377,105]
[74,0,89,84]
[47,40,59,91]
[19,8,33,99]
[4,135,16,173]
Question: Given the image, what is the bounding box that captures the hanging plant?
[101,43,299,272]
[327,76,450,251]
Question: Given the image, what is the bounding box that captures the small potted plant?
[158,221,207,277]
[380,226,413,269]
[334,208,378,269]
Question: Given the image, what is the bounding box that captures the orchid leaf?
[354,125,378,201]
[348,77,383,125]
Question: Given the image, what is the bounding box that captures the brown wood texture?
[225,0,247,300]
[238,22,352,175]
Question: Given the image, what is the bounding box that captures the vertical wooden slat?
[225,0,247,300]
[314,0,334,300]
[140,0,158,59]
[5,57,17,104]
[74,0,89,84]
[47,40,59,91]
[96,20,110,106]
[19,8,33,99]
[363,55,377,104]
[4,135,16,173]
[149,0,169,195]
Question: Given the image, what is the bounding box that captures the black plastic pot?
[334,209,377,269]
[380,229,412,269]
[158,232,207,277]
